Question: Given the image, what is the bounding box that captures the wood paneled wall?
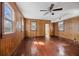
[53,16,79,41]
[0,3,24,56]
[0,3,2,38]
[24,18,50,38]
[50,23,55,36]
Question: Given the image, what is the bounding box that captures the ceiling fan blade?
[49,4,54,10]
[44,12,49,15]
[53,8,63,11]
[40,10,48,11]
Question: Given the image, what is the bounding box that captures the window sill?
[3,32,14,35]
[2,32,15,39]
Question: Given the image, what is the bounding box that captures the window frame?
[22,17,24,31]
[58,21,64,32]
[31,21,37,31]
[3,3,14,35]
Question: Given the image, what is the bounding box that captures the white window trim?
[3,3,15,35]
[22,18,24,31]
[3,32,14,35]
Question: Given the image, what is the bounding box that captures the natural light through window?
[4,3,14,34]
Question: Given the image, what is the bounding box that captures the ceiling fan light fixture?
[52,13,54,15]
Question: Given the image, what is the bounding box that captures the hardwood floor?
[12,36,79,56]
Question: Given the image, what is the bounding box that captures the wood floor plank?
[12,37,79,56]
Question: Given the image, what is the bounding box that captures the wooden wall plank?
[53,16,79,41]
[0,2,24,56]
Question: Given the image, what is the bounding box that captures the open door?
[45,24,50,39]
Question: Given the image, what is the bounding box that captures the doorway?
[45,24,50,39]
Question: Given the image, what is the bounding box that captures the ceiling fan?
[40,4,63,15]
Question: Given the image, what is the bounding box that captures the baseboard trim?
[25,35,79,46]
[11,38,25,56]
[25,36,45,39]
[51,35,79,46]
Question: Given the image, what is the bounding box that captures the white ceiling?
[16,2,79,22]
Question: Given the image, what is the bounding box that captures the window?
[22,18,24,31]
[58,21,64,32]
[16,21,22,30]
[31,21,36,31]
[3,3,14,34]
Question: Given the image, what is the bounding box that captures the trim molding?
[51,35,79,46]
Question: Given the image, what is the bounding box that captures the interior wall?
[0,3,2,38]
[0,3,24,56]
[53,16,79,41]
[50,23,55,36]
[24,18,50,38]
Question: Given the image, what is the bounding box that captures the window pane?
[4,19,13,33]
[4,4,12,20]
[31,22,36,30]
[58,21,64,31]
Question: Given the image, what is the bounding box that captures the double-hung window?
[3,3,14,34]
